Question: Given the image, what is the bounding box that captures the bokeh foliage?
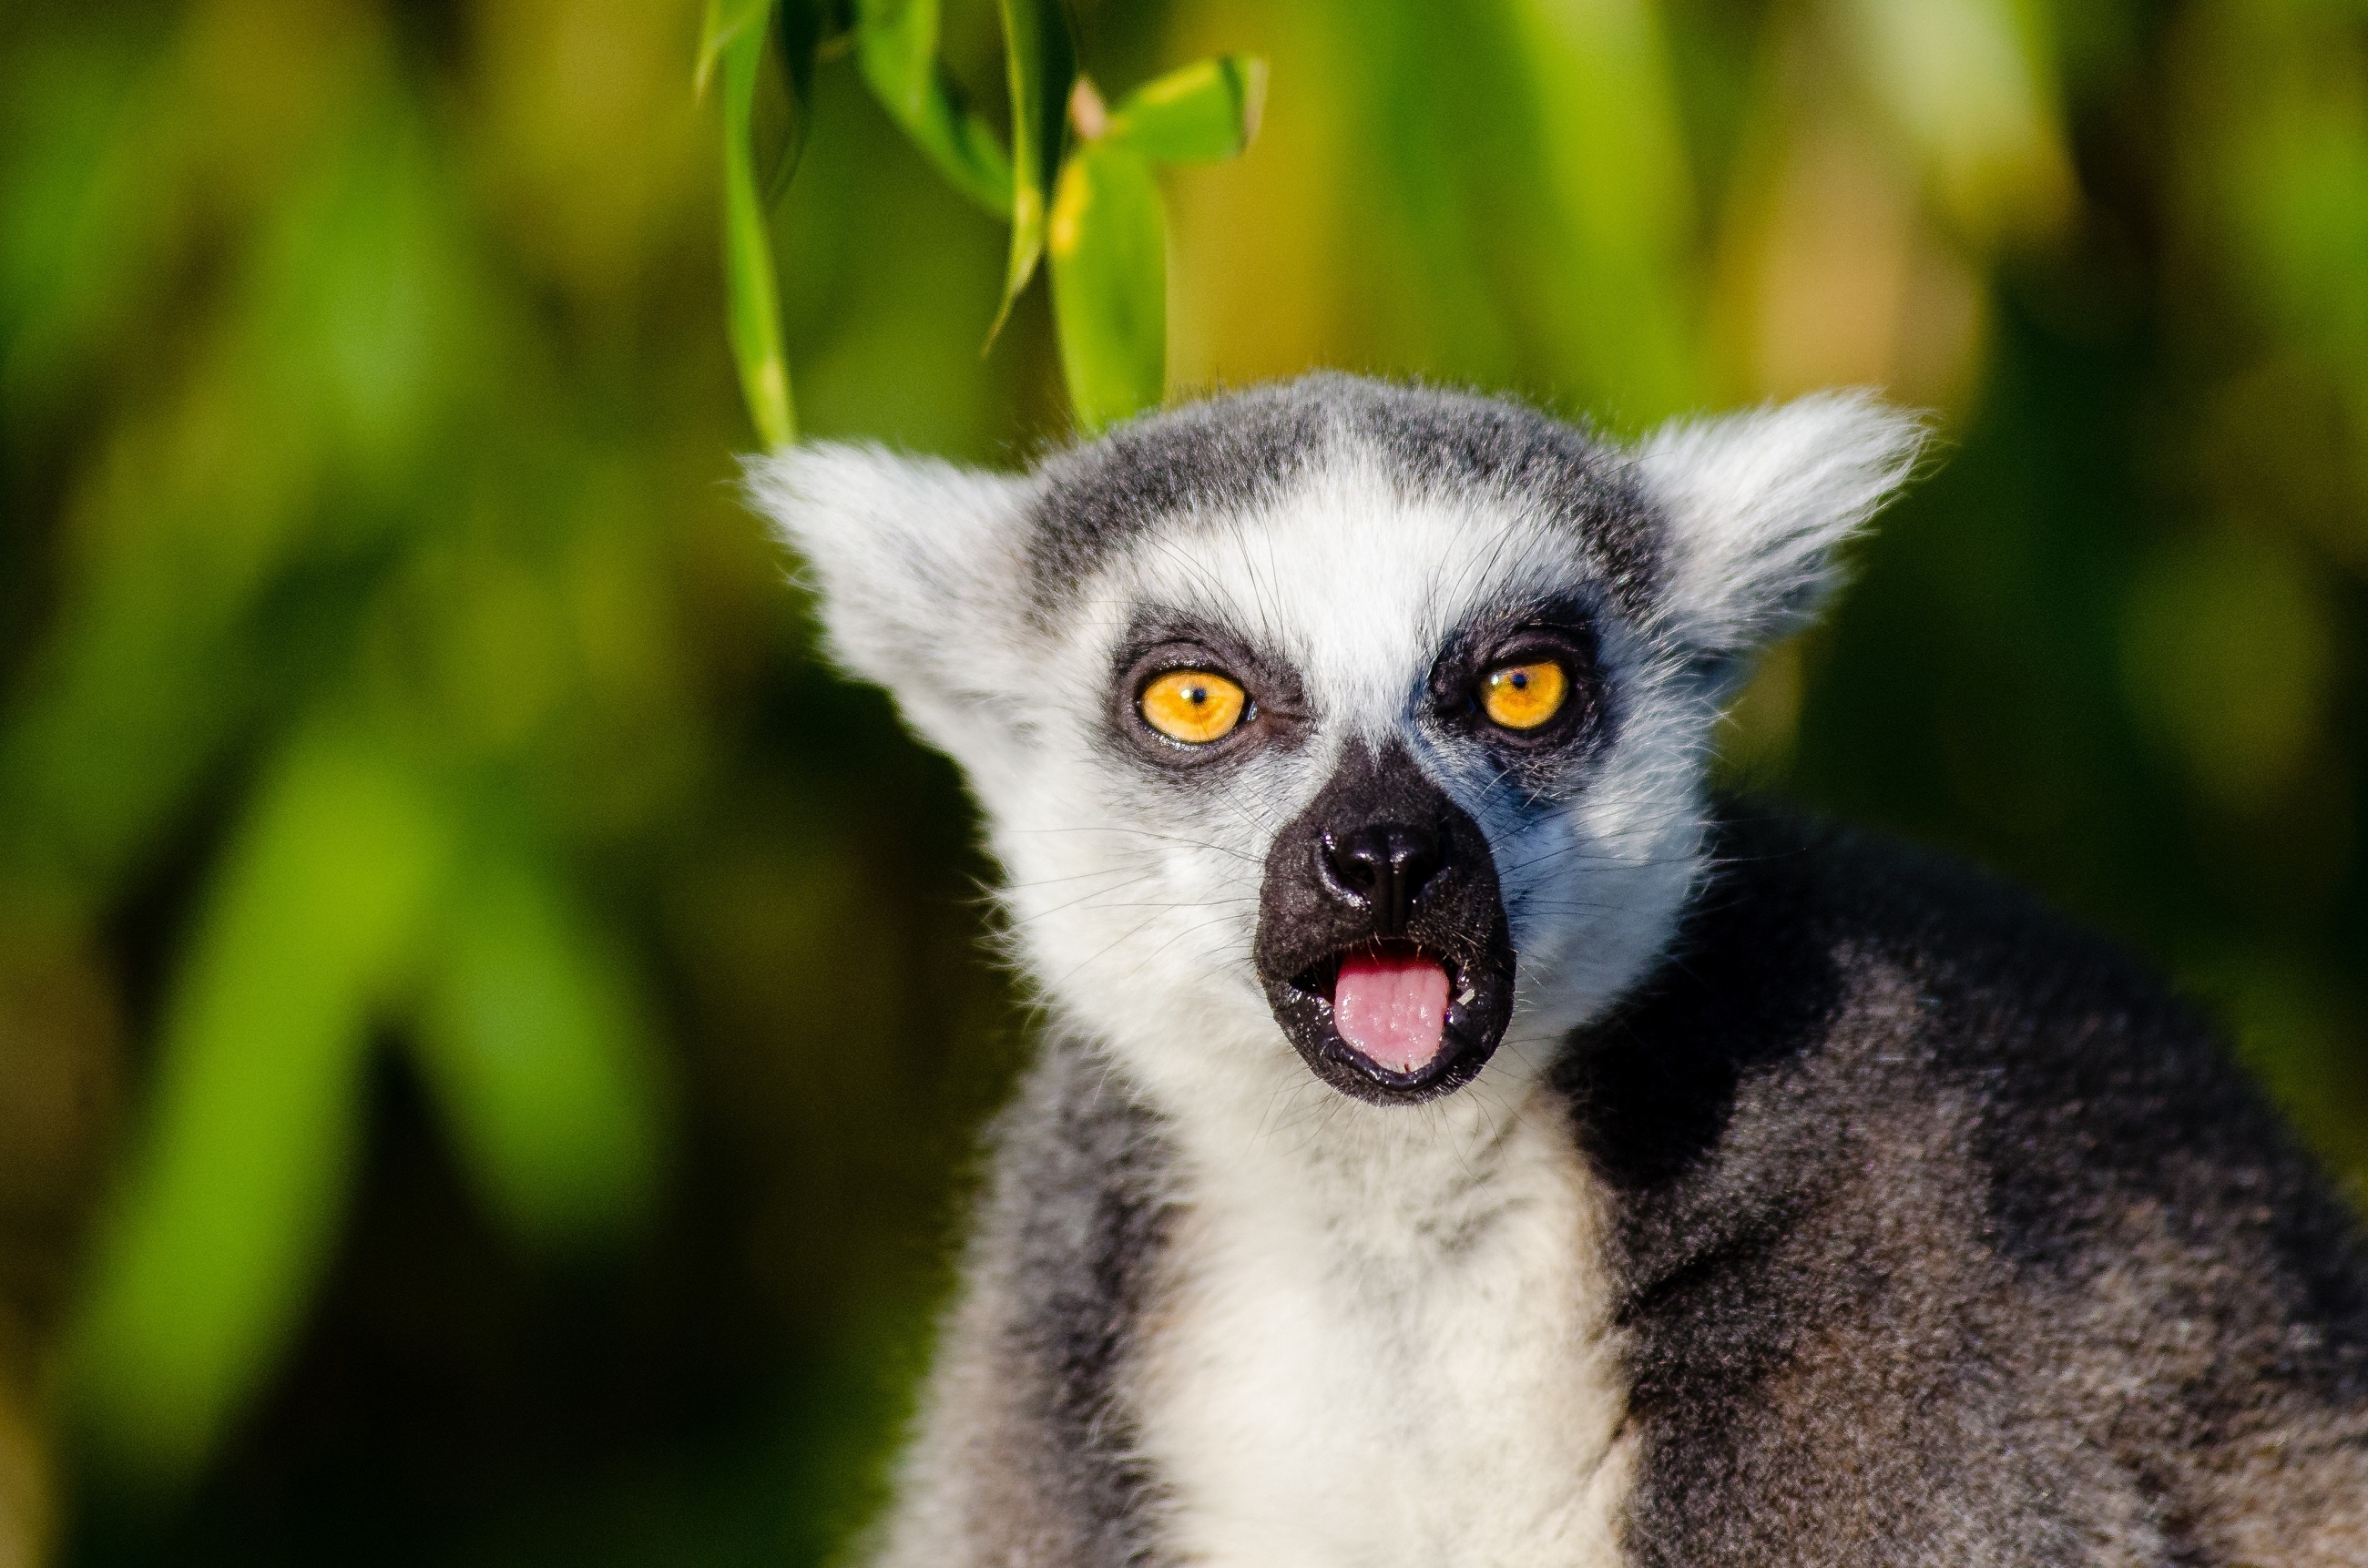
[2,0,2367,1562]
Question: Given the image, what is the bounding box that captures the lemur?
[749,373,2368,1566]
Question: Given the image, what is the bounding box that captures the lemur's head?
[752,375,1919,1122]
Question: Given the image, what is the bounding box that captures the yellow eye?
[1139,669,1249,744]
[1480,660,1569,730]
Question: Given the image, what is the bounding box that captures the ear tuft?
[1636,392,1927,680]
[743,443,1037,759]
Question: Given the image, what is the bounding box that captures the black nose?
[1319,822,1445,937]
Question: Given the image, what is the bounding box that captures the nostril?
[1320,830,1381,894]
[1318,822,1448,935]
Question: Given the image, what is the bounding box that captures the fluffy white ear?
[1635,391,1926,688]
[744,443,1040,769]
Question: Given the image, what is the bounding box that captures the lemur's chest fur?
[1137,1085,1631,1568]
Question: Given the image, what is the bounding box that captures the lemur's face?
[754,376,1917,1120]
[1074,480,1664,1108]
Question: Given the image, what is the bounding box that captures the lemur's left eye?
[1139,669,1248,744]
[1479,659,1568,730]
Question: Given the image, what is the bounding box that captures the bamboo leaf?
[720,13,796,447]
[989,0,1077,339]
[856,0,1015,215]
[1047,141,1164,432]
[1106,55,1268,165]
[409,836,668,1248]
[66,719,454,1482]
[696,0,772,97]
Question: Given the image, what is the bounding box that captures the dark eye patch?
[1107,610,1309,772]
[1427,595,1610,769]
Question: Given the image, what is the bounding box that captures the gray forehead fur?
[1023,373,1661,623]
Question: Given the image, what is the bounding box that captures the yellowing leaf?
[1048,141,1164,432]
[1106,55,1268,164]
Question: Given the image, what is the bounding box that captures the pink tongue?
[1332,949,1451,1074]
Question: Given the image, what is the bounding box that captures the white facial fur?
[748,387,1921,1157]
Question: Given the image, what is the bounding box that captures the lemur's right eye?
[1139,669,1248,744]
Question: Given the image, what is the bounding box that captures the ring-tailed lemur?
[749,373,2368,1566]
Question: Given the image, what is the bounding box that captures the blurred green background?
[4,0,2366,1561]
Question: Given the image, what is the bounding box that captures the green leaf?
[720,13,796,447]
[66,718,454,1483]
[989,0,1077,339]
[409,836,668,1248]
[1047,141,1164,432]
[856,0,1015,215]
[695,0,771,97]
[704,0,824,204]
[1106,54,1268,164]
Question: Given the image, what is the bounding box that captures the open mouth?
[1278,936,1511,1101]
[1300,942,1458,1077]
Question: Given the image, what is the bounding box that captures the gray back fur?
[1576,809,2368,1564]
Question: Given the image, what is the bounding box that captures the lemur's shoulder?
[870,1034,1172,1568]
[1567,802,2368,1568]
[1571,798,2365,1283]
